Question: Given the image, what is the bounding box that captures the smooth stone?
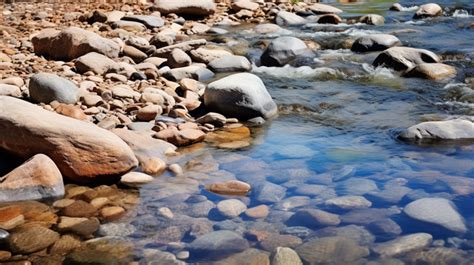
[359,14,385,25]
[245,205,270,219]
[64,237,134,264]
[196,112,227,127]
[253,182,286,204]
[153,0,216,16]
[75,52,117,75]
[309,3,343,14]
[97,223,136,237]
[288,209,340,228]
[216,199,247,218]
[50,234,81,255]
[259,233,302,252]
[317,14,342,24]
[8,224,60,254]
[32,27,120,60]
[0,154,64,203]
[100,206,125,221]
[0,97,138,182]
[57,216,100,237]
[114,20,146,32]
[254,23,285,34]
[0,84,21,97]
[372,233,433,257]
[373,47,440,71]
[404,197,467,233]
[296,236,369,264]
[260,36,309,67]
[120,172,154,187]
[403,63,456,80]
[190,47,233,64]
[29,73,79,104]
[325,195,372,210]
[367,219,402,240]
[231,0,259,12]
[341,207,401,225]
[214,248,269,265]
[338,178,378,195]
[168,48,192,68]
[205,180,251,195]
[188,230,249,258]
[204,73,278,120]
[122,15,164,29]
[164,65,215,82]
[414,3,443,19]
[399,119,474,141]
[136,105,162,121]
[208,55,252,73]
[272,247,302,265]
[275,11,306,26]
[315,225,375,246]
[123,45,147,63]
[61,200,97,218]
[390,3,403,11]
[351,34,401,53]
[0,229,9,240]
[0,77,24,87]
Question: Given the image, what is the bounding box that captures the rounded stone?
[217,199,247,218]
[29,73,80,104]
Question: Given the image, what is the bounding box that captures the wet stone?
[372,233,433,257]
[259,233,302,252]
[216,199,247,218]
[187,230,249,259]
[324,195,372,210]
[272,247,303,265]
[367,219,402,241]
[253,182,286,204]
[61,200,97,218]
[315,225,375,246]
[288,209,340,228]
[8,224,60,254]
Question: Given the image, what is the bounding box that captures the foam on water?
[399,6,419,12]
[452,9,472,18]
[361,63,396,79]
[252,64,342,79]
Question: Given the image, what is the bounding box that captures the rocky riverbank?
[0,0,474,264]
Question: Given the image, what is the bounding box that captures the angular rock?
[414,3,443,19]
[372,233,433,257]
[403,197,467,233]
[208,55,252,73]
[0,97,138,182]
[29,73,79,104]
[261,36,309,67]
[403,63,456,80]
[153,0,216,16]
[296,236,369,264]
[373,47,440,71]
[204,73,278,120]
[399,119,474,141]
[8,224,60,254]
[32,27,120,60]
[351,34,401,53]
[0,154,64,203]
[275,11,306,26]
[122,15,164,29]
[188,230,249,258]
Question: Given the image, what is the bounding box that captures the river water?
[122,0,474,263]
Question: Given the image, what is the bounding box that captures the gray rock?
[338,178,378,195]
[315,225,375,246]
[204,73,278,120]
[216,199,247,218]
[309,3,343,14]
[272,247,302,265]
[325,195,372,210]
[153,0,216,16]
[372,233,433,257]
[351,34,401,52]
[367,219,402,240]
[261,36,309,67]
[97,223,136,237]
[29,73,79,104]
[164,65,214,81]
[208,55,251,73]
[289,209,340,228]
[341,207,401,225]
[399,119,474,141]
[404,197,467,233]
[367,186,411,204]
[359,14,385,25]
[75,52,117,75]
[275,11,306,26]
[296,236,369,264]
[253,181,286,203]
[414,3,443,19]
[121,15,164,29]
[188,230,249,257]
[373,47,440,71]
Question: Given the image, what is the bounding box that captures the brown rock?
[318,14,342,24]
[50,234,81,255]
[403,63,456,80]
[168,48,192,68]
[0,250,12,261]
[136,105,162,121]
[205,180,251,195]
[61,200,96,218]
[0,206,24,230]
[259,234,302,252]
[8,224,60,254]
[140,157,166,175]
[100,206,125,221]
[245,205,269,219]
[57,216,100,237]
[54,104,88,120]
[0,97,138,183]
[214,248,269,265]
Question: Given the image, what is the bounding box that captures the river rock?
[390,3,403,11]
[153,0,216,16]
[0,84,21,97]
[359,14,385,25]
[208,55,251,72]
[168,48,192,68]
[120,172,154,187]
[403,197,467,233]
[414,3,443,19]
[75,52,117,75]
[289,209,340,228]
[261,36,309,67]
[399,119,474,141]
[275,11,306,26]
[123,45,147,63]
[367,219,402,240]
[214,248,269,265]
[325,195,372,210]
[0,96,138,182]
[316,225,375,246]
[122,15,164,29]
[0,154,64,203]
[373,47,440,71]
[245,205,269,219]
[190,47,233,64]
[32,27,120,60]
[29,73,79,104]
[188,230,249,258]
[8,224,60,254]
[231,1,259,12]
[205,180,251,195]
[272,247,302,265]
[253,181,286,204]
[114,20,147,32]
[309,3,343,14]
[372,233,433,257]
[204,73,277,120]
[403,63,456,80]
[318,14,342,24]
[217,199,247,218]
[351,34,401,52]
[57,216,100,237]
[164,65,215,81]
[296,236,369,264]
[64,237,134,264]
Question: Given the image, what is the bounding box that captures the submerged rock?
[399,119,474,141]
[289,209,341,228]
[29,73,80,104]
[403,63,456,80]
[188,230,249,258]
[359,14,385,25]
[204,73,278,120]
[0,154,64,203]
[260,36,309,67]
[351,34,401,52]
[272,247,302,265]
[0,97,138,183]
[205,180,251,195]
[372,233,433,257]
[373,47,440,71]
[8,224,60,254]
[414,3,443,19]
[403,197,467,233]
[216,199,247,218]
[296,236,369,264]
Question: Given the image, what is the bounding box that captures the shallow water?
[130,0,474,263]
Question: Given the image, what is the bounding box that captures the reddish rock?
[205,180,251,195]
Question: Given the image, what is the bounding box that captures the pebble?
[61,200,97,218]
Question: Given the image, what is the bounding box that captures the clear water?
[124,0,474,263]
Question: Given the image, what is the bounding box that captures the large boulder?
[260,36,309,67]
[414,3,443,19]
[28,73,80,104]
[0,96,138,183]
[204,73,278,120]
[32,27,120,61]
[403,198,467,233]
[275,11,306,26]
[0,154,64,203]
[403,63,456,80]
[399,119,474,141]
[372,47,440,71]
[153,0,216,16]
[351,34,401,53]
